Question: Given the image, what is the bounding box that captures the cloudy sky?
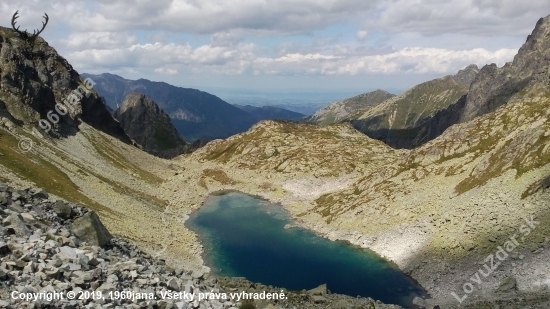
[2,0,549,93]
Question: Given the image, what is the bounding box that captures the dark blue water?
[186,192,426,307]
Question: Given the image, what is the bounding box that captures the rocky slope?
[308,89,396,125]
[82,73,259,142]
[349,65,479,148]
[114,92,187,159]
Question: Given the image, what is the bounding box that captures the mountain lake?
[186,192,427,307]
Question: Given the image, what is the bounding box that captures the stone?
[413,296,428,308]
[167,278,180,291]
[0,183,7,192]
[2,214,31,237]
[32,189,49,199]
[0,242,10,255]
[0,269,8,281]
[53,201,74,220]
[57,246,78,260]
[307,284,328,296]
[20,213,36,223]
[0,194,7,205]
[498,276,518,292]
[71,211,113,247]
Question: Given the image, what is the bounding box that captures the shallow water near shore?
[186,192,426,307]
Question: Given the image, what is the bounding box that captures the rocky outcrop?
[453,64,480,87]
[0,27,130,143]
[309,89,395,125]
[114,92,188,158]
[461,15,550,122]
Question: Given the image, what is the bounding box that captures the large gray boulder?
[2,213,31,237]
[70,211,112,247]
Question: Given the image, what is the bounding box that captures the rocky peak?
[453,64,479,87]
[461,14,550,122]
[114,92,187,158]
[0,26,129,142]
[309,89,395,125]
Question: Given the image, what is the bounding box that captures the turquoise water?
[186,192,426,307]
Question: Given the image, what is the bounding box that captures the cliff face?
[114,92,187,159]
[0,27,129,142]
[461,15,550,122]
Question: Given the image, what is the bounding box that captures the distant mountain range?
[82,73,303,142]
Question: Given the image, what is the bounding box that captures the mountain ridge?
[347,65,478,148]
[308,89,396,125]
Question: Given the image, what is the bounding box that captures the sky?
[1,0,550,95]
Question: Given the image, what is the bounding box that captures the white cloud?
[373,0,550,36]
[356,30,368,41]
[65,39,518,77]
[62,32,138,49]
[154,67,178,75]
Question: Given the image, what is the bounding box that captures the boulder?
[0,242,10,255]
[53,201,73,220]
[32,189,49,199]
[498,276,518,292]
[70,211,113,247]
[2,214,31,237]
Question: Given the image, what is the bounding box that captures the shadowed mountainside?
[114,92,188,158]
